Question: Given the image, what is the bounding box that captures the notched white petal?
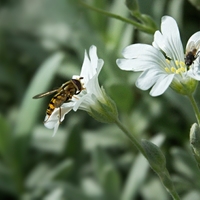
[44,104,74,136]
[187,60,200,80]
[80,51,91,84]
[116,58,135,71]
[150,74,174,96]
[122,44,154,59]
[80,45,103,84]
[186,31,200,52]
[89,45,98,70]
[154,16,184,61]
[136,69,161,90]
[136,68,174,96]
[187,31,200,47]
[73,93,92,112]
[153,31,172,59]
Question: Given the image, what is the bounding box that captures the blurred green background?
[1,0,200,199]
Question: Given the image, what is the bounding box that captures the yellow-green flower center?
[165,58,198,95]
[164,59,186,74]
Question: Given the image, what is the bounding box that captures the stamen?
[175,60,179,66]
[179,61,185,67]
[165,60,187,74]
[171,67,176,73]
[165,67,170,73]
[180,66,186,72]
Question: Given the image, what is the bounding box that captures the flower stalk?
[156,170,181,200]
[79,1,156,34]
[115,118,180,200]
[114,118,146,157]
[190,123,200,168]
[187,94,200,125]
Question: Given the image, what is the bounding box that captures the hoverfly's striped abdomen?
[42,78,84,121]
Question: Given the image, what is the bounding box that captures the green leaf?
[51,182,91,200]
[108,83,134,112]
[83,125,127,151]
[171,147,200,182]
[31,126,68,154]
[92,147,121,199]
[0,114,12,161]
[141,177,169,200]
[0,162,15,194]
[26,159,74,189]
[187,0,200,10]
[183,190,200,200]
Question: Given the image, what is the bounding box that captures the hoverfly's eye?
[72,79,83,91]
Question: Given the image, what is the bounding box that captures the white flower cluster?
[117,16,200,96]
[38,16,200,136]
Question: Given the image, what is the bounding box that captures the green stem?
[188,94,200,125]
[158,170,181,200]
[115,118,147,157]
[79,1,156,34]
[115,118,180,200]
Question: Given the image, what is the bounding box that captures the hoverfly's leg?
[76,91,81,95]
[72,96,79,100]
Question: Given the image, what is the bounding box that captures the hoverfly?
[33,77,84,122]
[185,41,200,69]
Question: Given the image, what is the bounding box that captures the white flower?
[117,16,200,96]
[44,45,117,136]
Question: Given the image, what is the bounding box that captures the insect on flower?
[32,77,84,122]
[185,41,200,69]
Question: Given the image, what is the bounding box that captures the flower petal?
[187,61,200,80]
[116,58,137,71]
[153,16,184,61]
[122,44,154,59]
[44,102,75,136]
[186,31,200,51]
[80,45,104,85]
[118,44,169,72]
[73,93,93,112]
[135,68,174,96]
[136,68,163,90]
[119,58,168,72]
[187,31,200,45]
[150,74,174,96]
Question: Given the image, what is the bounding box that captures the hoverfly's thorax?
[185,40,200,69]
[185,49,198,68]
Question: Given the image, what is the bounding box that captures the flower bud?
[141,140,166,173]
[125,0,139,15]
[88,87,118,123]
[190,123,200,165]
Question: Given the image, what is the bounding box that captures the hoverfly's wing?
[32,89,59,99]
[186,41,196,54]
